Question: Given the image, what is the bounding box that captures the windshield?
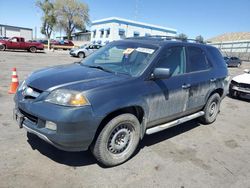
[80,41,158,76]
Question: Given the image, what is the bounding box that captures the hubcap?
[209,102,217,117]
[108,124,133,154]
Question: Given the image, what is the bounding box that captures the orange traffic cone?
[8,68,19,94]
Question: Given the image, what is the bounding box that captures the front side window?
[156,46,186,76]
[187,46,210,72]
[81,42,158,77]
[10,38,18,42]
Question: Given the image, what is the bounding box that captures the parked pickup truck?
[0,37,44,53]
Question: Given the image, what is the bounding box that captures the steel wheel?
[91,113,140,167]
[199,93,221,124]
[208,101,218,119]
[108,123,133,154]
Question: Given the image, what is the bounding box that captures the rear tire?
[91,114,140,167]
[29,46,37,53]
[78,52,85,58]
[199,93,221,124]
[0,44,6,51]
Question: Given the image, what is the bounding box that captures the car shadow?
[26,120,201,167]
[26,132,96,167]
[2,50,46,54]
[138,119,201,149]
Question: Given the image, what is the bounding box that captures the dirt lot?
[0,50,250,188]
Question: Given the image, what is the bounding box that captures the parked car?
[70,44,102,58]
[51,40,74,50]
[224,56,242,67]
[0,37,44,52]
[229,69,250,99]
[14,36,229,166]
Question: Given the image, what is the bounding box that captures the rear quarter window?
[206,46,227,68]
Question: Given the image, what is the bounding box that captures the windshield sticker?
[136,47,155,54]
[123,48,134,55]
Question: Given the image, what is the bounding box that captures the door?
[8,38,20,49]
[146,46,190,126]
[185,46,213,113]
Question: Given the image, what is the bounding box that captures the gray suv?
[14,36,229,166]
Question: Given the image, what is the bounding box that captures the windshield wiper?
[87,65,114,73]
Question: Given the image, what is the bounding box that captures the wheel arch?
[205,88,224,103]
[78,51,85,57]
[91,105,145,147]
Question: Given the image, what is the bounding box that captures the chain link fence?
[209,40,250,61]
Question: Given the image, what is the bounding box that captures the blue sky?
[0,0,249,39]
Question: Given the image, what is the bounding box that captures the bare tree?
[36,0,56,49]
[178,33,188,42]
[55,0,90,40]
[195,35,205,43]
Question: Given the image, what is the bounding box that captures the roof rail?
[125,35,205,43]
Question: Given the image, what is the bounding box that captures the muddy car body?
[14,36,229,166]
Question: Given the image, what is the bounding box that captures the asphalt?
[0,50,250,188]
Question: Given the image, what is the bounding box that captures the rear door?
[146,45,190,125]
[185,45,213,113]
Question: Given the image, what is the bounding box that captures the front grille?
[19,108,38,124]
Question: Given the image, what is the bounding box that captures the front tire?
[0,44,6,51]
[91,114,140,167]
[78,52,85,58]
[200,93,221,124]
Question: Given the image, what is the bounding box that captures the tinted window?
[187,46,210,72]
[206,46,226,68]
[156,46,186,76]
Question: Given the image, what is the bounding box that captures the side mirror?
[244,69,250,74]
[151,68,171,80]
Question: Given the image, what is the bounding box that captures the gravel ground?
[0,50,250,188]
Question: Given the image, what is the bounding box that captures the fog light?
[45,121,57,131]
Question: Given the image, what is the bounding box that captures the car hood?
[26,63,129,91]
[232,73,250,84]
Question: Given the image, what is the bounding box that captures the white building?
[91,17,177,45]
[0,24,33,40]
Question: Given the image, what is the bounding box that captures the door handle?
[182,84,191,89]
[210,78,217,82]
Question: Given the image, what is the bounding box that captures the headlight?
[45,89,89,106]
[18,80,27,91]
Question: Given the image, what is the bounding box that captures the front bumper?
[229,83,250,96]
[14,91,102,152]
[69,51,77,56]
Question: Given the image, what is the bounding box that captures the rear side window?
[187,46,210,72]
